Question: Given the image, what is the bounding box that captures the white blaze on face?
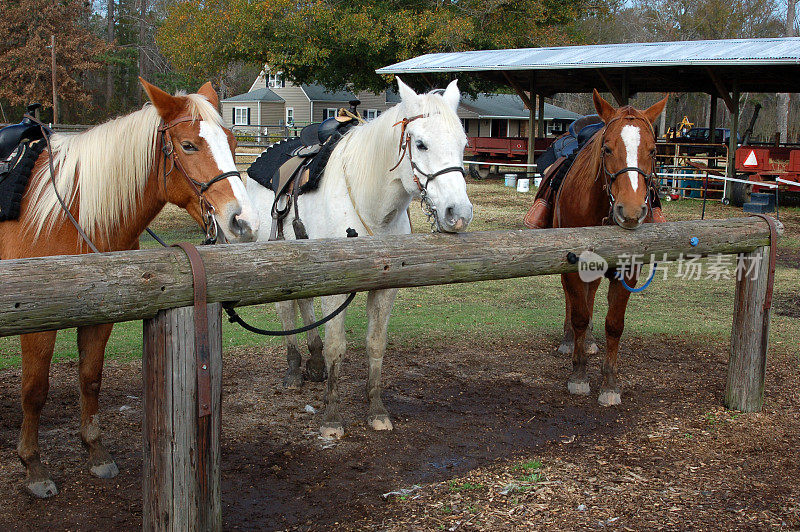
[620,124,641,192]
[198,121,259,231]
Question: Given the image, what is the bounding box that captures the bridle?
[389,114,466,231]
[158,116,240,244]
[598,114,658,224]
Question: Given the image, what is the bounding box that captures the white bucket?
[504,174,517,187]
[516,178,530,193]
[534,177,542,188]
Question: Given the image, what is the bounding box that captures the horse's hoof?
[283,372,303,389]
[586,342,599,356]
[368,414,393,431]
[25,478,58,499]
[567,380,590,395]
[320,422,344,440]
[304,359,327,382]
[90,460,119,479]
[598,390,621,406]
[557,342,573,355]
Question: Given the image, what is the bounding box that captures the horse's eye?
[181,141,198,153]
[415,140,428,151]
[649,148,657,157]
[603,145,612,155]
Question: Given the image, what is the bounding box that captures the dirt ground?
[0,331,798,530]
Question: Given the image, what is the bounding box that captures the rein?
[158,116,239,244]
[389,114,466,232]
[598,114,658,225]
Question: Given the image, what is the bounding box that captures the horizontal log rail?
[0,217,780,338]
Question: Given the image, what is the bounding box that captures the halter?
[158,116,240,244]
[598,114,658,225]
[389,114,466,231]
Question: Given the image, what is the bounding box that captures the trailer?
[464,136,553,179]
[732,145,800,206]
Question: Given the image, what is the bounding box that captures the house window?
[233,107,249,126]
[324,108,338,120]
[268,71,285,88]
[365,109,378,120]
[462,118,469,134]
[286,107,294,125]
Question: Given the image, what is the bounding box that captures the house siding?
[271,85,311,124]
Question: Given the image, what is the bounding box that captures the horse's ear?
[592,89,616,123]
[642,95,668,125]
[140,77,180,120]
[197,81,220,109]
[396,77,417,102]
[442,79,460,112]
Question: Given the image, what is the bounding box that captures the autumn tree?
[0,0,110,121]
[157,0,592,94]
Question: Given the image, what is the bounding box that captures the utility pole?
[50,35,59,125]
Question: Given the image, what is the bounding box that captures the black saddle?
[536,114,603,173]
[0,104,50,161]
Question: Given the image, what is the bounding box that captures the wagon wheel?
[730,177,752,207]
[469,164,491,180]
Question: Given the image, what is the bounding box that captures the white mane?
[322,91,465,201]
[27,92,223,241]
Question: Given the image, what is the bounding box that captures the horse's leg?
[584,279,601,355]
[320,294,349,439]
[365,288,397,431]
[275,300,304,388]
[600,276,636,406]
[557,288,573,354]
[561,273,592,395]
[18,331,58,498]
[77,323,119,479]
[298,298,326,382]
[559,279,600,355]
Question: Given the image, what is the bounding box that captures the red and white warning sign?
[742,150,758,167]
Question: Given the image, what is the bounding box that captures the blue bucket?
[504,174,517,187]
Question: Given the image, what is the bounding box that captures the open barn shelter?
[377,37,800,180]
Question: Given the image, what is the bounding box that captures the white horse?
[246,78,473,438]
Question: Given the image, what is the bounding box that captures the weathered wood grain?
[142,304,222,532]
[726,247,772,412]
[0,217,780,337]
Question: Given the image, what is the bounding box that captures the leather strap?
[750,214,778,312]
[173,242,212,418]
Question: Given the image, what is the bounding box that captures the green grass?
[1,181,798,369]
[448,480,485,493]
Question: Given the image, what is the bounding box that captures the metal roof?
[222,87,284,103]
[377,38,800,96]
[461,93,579,120]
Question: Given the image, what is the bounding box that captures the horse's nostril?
[445,206,455,222]
[639,204,649,221]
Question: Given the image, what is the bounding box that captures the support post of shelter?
[527,77,536,176]
[726,83,740,191]
[537,95,545,142]
[143,303,222,532]
[726,246,771,412]
[709,93,718,146]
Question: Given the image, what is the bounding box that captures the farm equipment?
[732,145,800,207]
[464,136,553,179]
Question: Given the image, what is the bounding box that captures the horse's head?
[593,89,667,230]
[395,78,473,233]
[140,78,259,242]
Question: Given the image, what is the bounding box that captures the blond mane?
[26,92,222,241]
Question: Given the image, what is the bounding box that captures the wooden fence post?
[726,247,771,412]
[142,303,222,531]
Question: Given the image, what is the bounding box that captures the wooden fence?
[0,217,780,530]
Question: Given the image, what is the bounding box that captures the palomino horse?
[247,78,473,438]
[554,89,667,406]
[0,79,260,497]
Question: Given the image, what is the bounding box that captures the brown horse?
[0,79,259,498]
[554,89,667,406]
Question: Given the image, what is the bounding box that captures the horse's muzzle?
[439,202,473,233]
[226,209,257,242]
[613,203,648,230]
